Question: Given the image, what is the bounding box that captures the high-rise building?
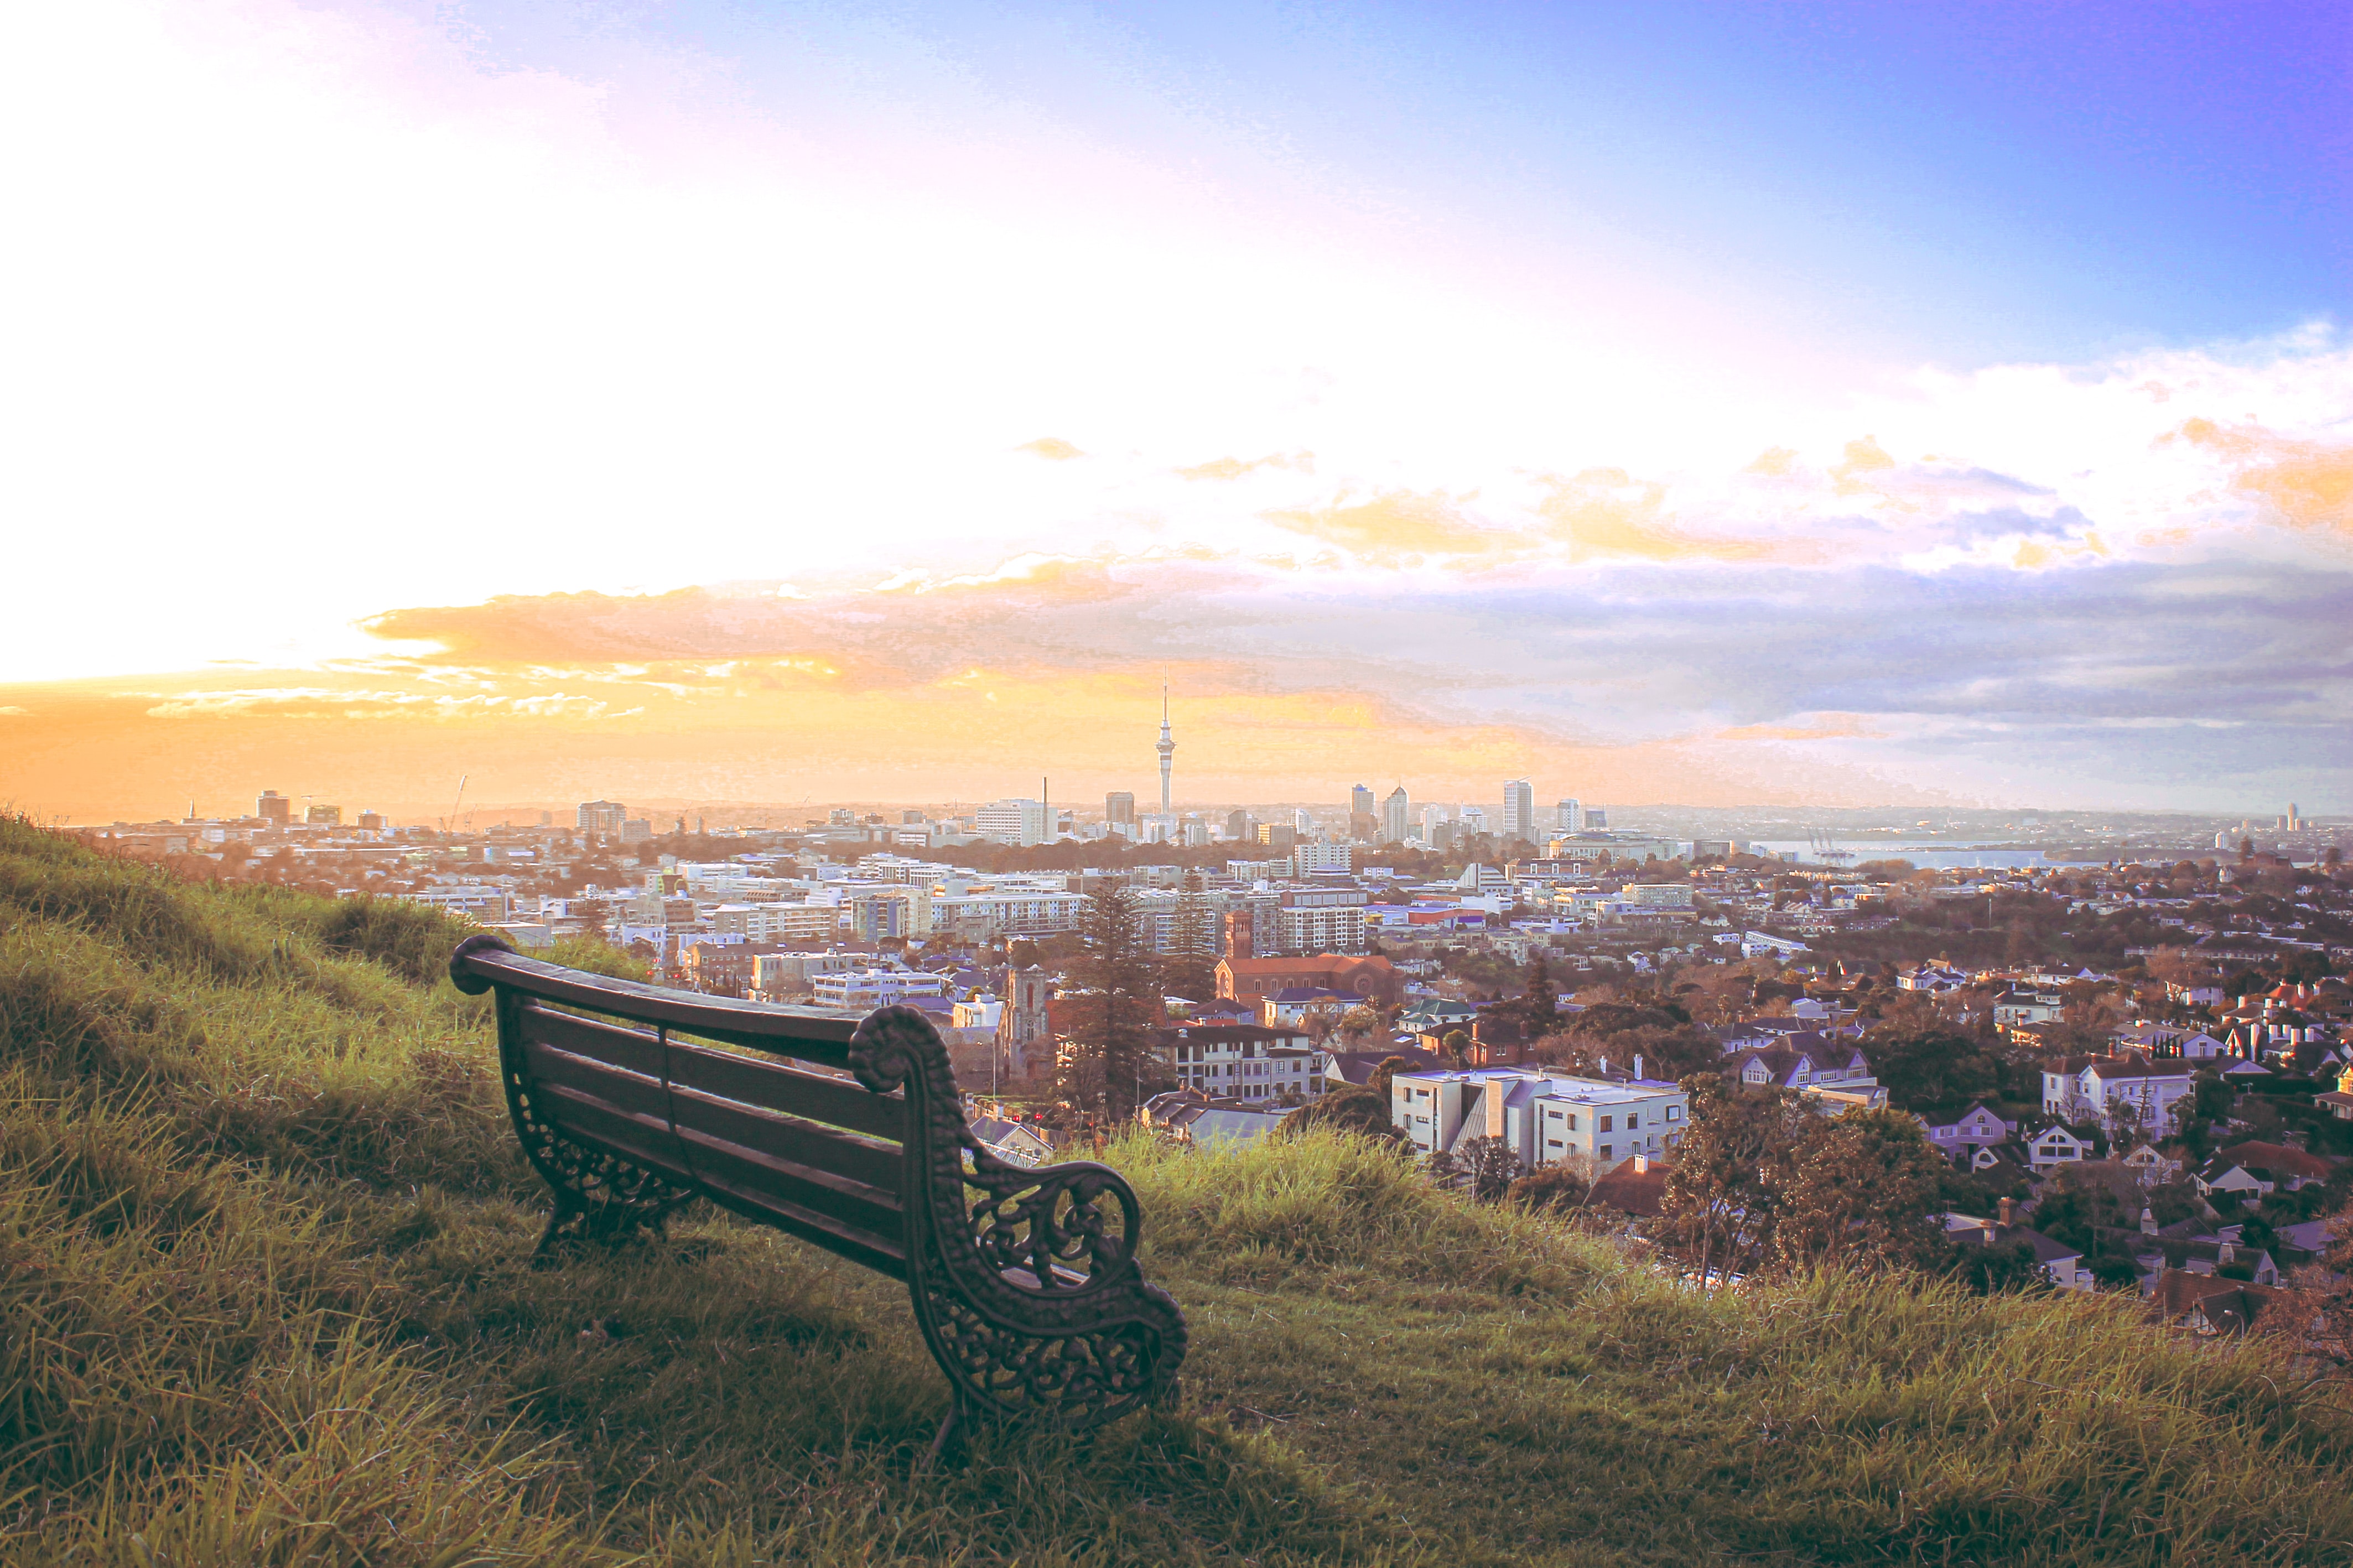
[1556,798,1583,832]
[2287,803,2302,830]
[257,790,291,827]
[1383,785,1411,845]
[1226,809,1256,841]
[305,804,341,826]
[1156,684,1176,817]
[1350,784,1374,819]
[1502,780,1534,842]
[577,799,627,836]
[356,810,386,832]
[1105,791,1136,826]
[975,798,1049,847]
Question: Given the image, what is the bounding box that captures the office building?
[1106,791,1136,826]
[1502,780,1534,842]
[577,800,627,836]
[1556,798,1582,832]
[974,798,1050,847]
[1383,785,1412,845]
[257,790,292,827]
[304,804,341,826]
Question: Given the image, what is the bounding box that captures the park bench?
[448,934,1186,1447]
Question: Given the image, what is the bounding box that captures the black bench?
[448,935,1186,1445]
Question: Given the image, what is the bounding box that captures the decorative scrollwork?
[851,1005,1187,1429]
[454,938,697,1257]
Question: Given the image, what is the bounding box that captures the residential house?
[967,1114,1055,1168]
[1585,1155,1670,1220]
[1726,1038,1879,1094]
[1916,1101,2017,1161]
[2193,1140,2339,1203]
[1322,1045,1443,1090]
[1899,962,1970,994]
[2026,1124,2091,1173]
[2039,1054,2196,1134]
[1993,990,2068,1031]
[2146,1279,2287,1335]
[1944,1204,2089,1289]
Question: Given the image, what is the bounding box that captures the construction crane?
[439,775,468,837]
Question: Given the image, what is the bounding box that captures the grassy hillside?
[4,819,2352,1566]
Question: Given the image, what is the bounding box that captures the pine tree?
[1524,953,1557,1032]
[1064,881,1159,1121]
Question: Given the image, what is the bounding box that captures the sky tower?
[1156,682,1176,818]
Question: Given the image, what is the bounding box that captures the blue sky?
[441,0,2351,358]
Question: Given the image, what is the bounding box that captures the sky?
[2,1,2349,822]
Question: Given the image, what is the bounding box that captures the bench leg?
[923,1405,964,1471]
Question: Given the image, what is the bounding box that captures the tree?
[1440,1029,1471,1068]
[1369,1054,1412,1102]
[1769,1109,1949,1273]
[1861,1027,2003,1113]
[1453,1135,1524,1202]
[1524,954,1558,1033]
[1659,1078,1814,1286]
[1159,870,1219,1001]
[1061,882,1159,1121]
[1279,1087,1406,1144]
[1509,1162,1590,1213]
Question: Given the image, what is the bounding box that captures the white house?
[2039,1054,2196,1133]
[2027,1124,2090,1173]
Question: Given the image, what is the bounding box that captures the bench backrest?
[454,939,921,1275]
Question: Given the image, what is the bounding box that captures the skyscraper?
[1350,784,1374,818]
[1105,791,1136,826]
[1383,785,1411,845]
[1156,683,1176,818]
[1556,798,1583,832]
[1502,779,1534,842]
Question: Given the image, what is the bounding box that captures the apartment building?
[1390,1067,1689,1174]
[1150,1022,1318,1102]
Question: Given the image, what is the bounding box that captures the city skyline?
[2,4,2347,817]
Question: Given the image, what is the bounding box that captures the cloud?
[2168,418,2353,534]
[0,706,26,716]
[1015,437,1085,461]
[1175,451,1315,481]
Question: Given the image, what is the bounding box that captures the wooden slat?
[520,1005,666,1078]
[532,1085,692,1180]
[670,1088,904,1193]
[693,1183,908,1279]
[664,1040,906,1143]
[524,1040,670,1123]
[674,1122,902,1239]
[456,945,860,1067]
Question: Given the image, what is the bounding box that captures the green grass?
[4,819,2352,1565]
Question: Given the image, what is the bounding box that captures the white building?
[1152,1023,1318,1102]
[973,798,1051,847]
[401,885,511,920]
[1556,798,1583,832]
[1501,779,1534,842]
[1391,1067,1689,1174]
[2040,1055,2197,1133]
[1292,841,1355,875]
[810,968,950,1010]
[1272,887,1369,954]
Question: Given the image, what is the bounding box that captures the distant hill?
[3,817,2351,1564]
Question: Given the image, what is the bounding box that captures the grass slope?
[3,819,2351,1565]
